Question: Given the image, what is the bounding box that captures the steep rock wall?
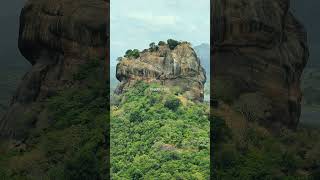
[212,0,309,129]
[116,43,207,102]
[0,0,108,139]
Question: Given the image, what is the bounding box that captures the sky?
[291,1,320,67]
[0,0,30,111]
[0,0,29,68]
[110,0,210,67]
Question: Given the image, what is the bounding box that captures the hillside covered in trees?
[110,40,210,178]
[111,82,210,179]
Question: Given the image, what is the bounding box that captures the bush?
[149,42,158,52]
[167,39,180,50]
[64,150,100,180]
[158,41,166,46]
[125,49,140,59]
[164,97,181,111]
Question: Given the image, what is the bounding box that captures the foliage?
[0,59,108,179]
[158,41,166,46]
[167,39,181,50]
[164,96,181,111]
[149,42,159,52]
[111,82,210,179]
[213,112,320,180]
[124,49,140,59]
[64,149,100,180]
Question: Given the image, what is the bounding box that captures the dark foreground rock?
[212,0,309,129]
[0,0,108,139]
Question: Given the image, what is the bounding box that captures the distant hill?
[194,43,210,78]
[194,43,210,101]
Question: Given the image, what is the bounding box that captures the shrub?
[125,49,140,59]
[64,149,100,180]
[158,41,166,46]
[164,96,181,111]
[149,42,158,52]
[125,49,133,56]
[167,39,180,50]
[129,110,144,123]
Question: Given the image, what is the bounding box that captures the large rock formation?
[0,0,108,139]
[212,0,309,129]
[116,42,206,102]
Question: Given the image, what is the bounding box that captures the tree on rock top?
[124,49,140,59]
[149,42,159,52]
[158,41,166,46]
[167,39,181,50]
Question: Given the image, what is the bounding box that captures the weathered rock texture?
[0,0,108,139]
[116,43,206,102]
[212,0,309,129]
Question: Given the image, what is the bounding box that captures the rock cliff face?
[116,43,206,102]
[0,0,108,139]
[212,0,309,129]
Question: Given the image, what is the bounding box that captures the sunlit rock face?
[0,0,108,139]
[116,43,207,102]
[212,0,309,129]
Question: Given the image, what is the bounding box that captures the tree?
[149,42,159,52]
[64,150,100,180]
[149,42,156,49]
[131,49,140,58]
[164,96,181,111]
[124,49,140,59]
[167,39,180,50]
[158,41,166,46]
[125,49,133,57]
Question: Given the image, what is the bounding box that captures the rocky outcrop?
[116,43,206,102]
[212,0,309,129]
[0,0,108,139]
